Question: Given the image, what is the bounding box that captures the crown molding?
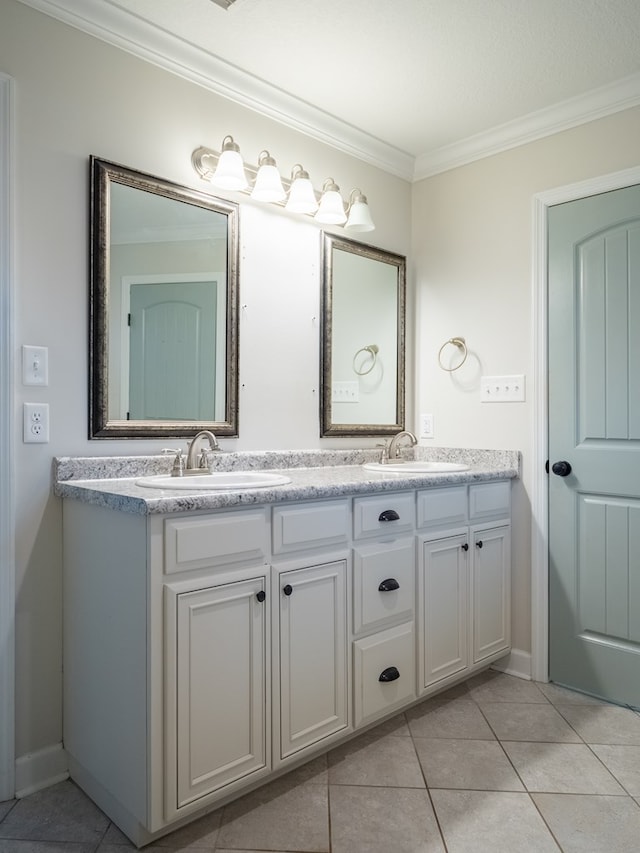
[16,0,415,180]
[15,1,640,183]
[414,71,640,181]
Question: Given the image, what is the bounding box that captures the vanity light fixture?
[209,135,248,191]
[191,141,374,231]
[251,150,286,203]
[345,188,375,233]
[315,178,347,225]
[285,164,319,214]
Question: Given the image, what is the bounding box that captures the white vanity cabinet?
[417,481,511,694]
[61,476,512,847]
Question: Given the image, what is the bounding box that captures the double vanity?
[55,447,518,847]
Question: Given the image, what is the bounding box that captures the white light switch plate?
[332,381,359,403]
[480,374,525,402]
[22,345,49,386]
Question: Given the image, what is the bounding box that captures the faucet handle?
[161,447,185,477]
[376,441,390,463]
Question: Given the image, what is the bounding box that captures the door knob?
[283,584,293,596]
[256,590,266,603]
[551,460,572,477]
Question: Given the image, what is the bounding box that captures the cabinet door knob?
[476,540,483,549]
[378,578,400,592]
[378,509,400,522]
[256,590,266,603]
[379,666,400,682]
[283,584,293,596]
[461,543,469,551]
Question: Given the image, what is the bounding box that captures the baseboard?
[491,648,532,680]
[15,743,69,798]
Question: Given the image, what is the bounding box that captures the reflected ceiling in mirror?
[89,157,239,438]
[320,233,406,436]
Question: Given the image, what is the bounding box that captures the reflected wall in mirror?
[320,233,406,436]
[90,157,239,438]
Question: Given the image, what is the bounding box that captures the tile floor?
[2,671,640,852]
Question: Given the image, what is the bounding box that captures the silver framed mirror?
[320,233,406,437]
[89,157,239,439]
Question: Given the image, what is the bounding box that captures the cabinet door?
[471,524,511,663]
[276,560,348,760]
[166,574,269,814]
[420,533,469,690]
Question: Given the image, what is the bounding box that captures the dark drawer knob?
[379,666,400,683]
[378,578,400,592]
[476,540,483,549]
[283,584,293,596]
[461,543,469,552]
[552,460,572,477]
[256,590,266,603]
[378,509,400,522]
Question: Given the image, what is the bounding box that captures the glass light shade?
[345,199,375,232]
[251,158,286,203]
[316,189,346,225]
[286,176,318,214]
[211,148,248,191]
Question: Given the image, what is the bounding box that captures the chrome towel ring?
[353,344,379,376]
[438,337,468,372]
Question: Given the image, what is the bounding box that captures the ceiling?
[20,0,640,179]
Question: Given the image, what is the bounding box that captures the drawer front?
[469,481,511,521]
[417,486,467,530]
[353,538,415,634]
[353,493,415,539]
[353,621,416,728]
[164,509,269,574]
[272,500,349,555]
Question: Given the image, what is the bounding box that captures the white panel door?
[170,575,268,811]
[471,525,511,664]
[420,533,469,689]
[548,183,640,706]
[276,560,348,760]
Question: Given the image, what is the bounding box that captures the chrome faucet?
[184,430,220,474]
[386,430,418,462]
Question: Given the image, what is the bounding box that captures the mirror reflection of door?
[128,279,217,421]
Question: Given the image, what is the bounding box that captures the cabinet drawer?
[353,493,414,539]
[417,486,467,529]
[353,538,415,634]
[272,500,349,555]
[353,621,415,728]
[469,481,511,521]
[164,509,269,574]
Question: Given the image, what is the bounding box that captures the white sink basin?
[136,472,292,490]
[362,461,469,474]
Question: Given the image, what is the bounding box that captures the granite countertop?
[53,447,520,516]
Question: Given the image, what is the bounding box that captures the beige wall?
[412,106,640,654]
[1,0,411,765]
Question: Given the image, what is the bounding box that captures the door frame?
[531,163,640,683]
[0,72,15,801]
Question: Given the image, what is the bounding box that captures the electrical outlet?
[480,375,526,402]
[420,412,434,439]
[23,402,50,443]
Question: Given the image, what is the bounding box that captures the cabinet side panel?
[63,500,148,822]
